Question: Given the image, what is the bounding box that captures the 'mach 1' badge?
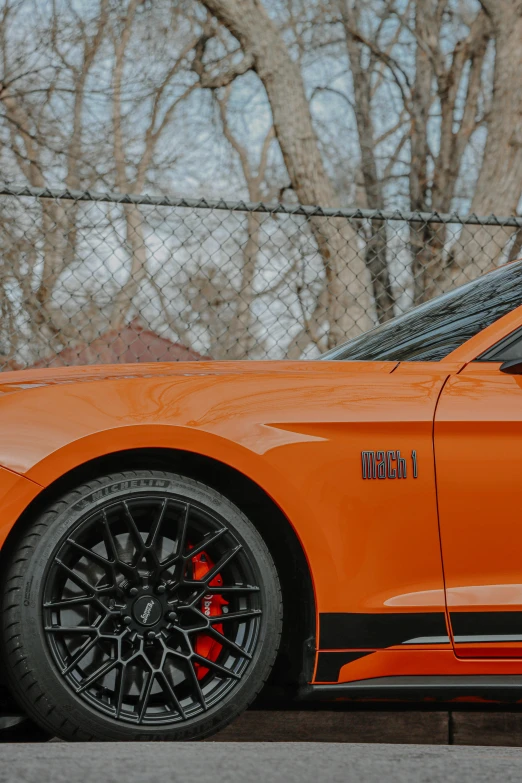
[361,450,418,480]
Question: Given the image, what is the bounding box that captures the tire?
[0,470,282,741]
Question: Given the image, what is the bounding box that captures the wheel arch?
[0,447,316,698]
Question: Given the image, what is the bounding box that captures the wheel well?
[2,448,316,700]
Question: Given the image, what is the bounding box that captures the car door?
[435,326,522,657]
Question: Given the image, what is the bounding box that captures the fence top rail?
[1,183,522,228]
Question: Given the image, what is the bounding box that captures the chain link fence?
[0,184,521,370]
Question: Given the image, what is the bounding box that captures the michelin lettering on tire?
[73,479,170,510]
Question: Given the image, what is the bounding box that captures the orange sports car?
[2,259,522,742]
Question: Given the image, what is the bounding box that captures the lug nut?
[123,615,132,625]
[156,584,166,594]
[147,630,157,639]
[167,611,178,622]
[129,587,139,596]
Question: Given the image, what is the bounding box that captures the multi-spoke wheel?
[0,471,282,741]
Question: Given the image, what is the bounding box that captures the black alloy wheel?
[43,495,262,724]
[1,471,282,741]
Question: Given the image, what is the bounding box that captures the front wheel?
[1,471,282,741]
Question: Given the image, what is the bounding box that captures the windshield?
[321,259,522,362]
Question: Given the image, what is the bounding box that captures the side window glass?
[478,329,522,362]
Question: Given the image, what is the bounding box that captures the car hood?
[0,358,399,482]
[0,359,397,395]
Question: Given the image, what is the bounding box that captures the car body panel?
[0,466,42,543]
[2,294,522,694]
[0,360,447,633]
[435,360,522,658]
[336,649,522,684]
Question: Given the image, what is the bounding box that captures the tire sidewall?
[5,472,281,741]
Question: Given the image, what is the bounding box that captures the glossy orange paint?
[336,648,522,684]
[435,359,522,658]
[0,303,522,687]
[0,464,42,538]
[0,359,448,619]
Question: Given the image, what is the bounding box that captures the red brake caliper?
[191,551,228,679]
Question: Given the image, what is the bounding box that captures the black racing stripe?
[451,611,522,637]
[299,676,522,704]
[319,612,448,649]
[315,651,372,683]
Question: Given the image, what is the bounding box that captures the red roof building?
[30,319,208,368]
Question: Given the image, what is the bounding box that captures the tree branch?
[111,0,145,190]
[477,0,497,22]
[192,30,254,89]
[339,13,412,109]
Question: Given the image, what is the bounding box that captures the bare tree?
[195,0,373,348]
[108,0,198,329]
[0,0,520,370]
[408,1,490,300]
[0,0,110,351]
[213,86,277,357]
[452,0,522,278]
[339,0,398,320]
[0,1,203,362]
[331,0,491,302]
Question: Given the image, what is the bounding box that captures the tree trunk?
[109,204,148,329]
[200,0,373,346]
[407,0,447,304]
[364,219,394,318]
[340,0,394,322]
[410,222,448,304]
[508,227,522,263]
[227,211,261,359]
[452,4,522,280]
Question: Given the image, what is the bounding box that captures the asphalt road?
[3,742,522,783]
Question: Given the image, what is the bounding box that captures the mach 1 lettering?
[361,450,418,479]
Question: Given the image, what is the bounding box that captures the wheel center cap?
[132,595,162,627]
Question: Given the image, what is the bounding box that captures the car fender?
[0,374,317,567]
